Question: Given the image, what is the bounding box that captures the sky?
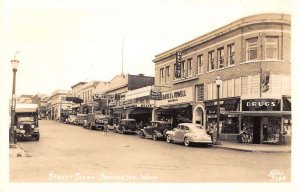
[0,0,292,97]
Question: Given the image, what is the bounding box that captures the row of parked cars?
[63,114,212,147]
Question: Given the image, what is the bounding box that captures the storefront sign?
[242,99,281,111]
[150,89,162,100]
[175,51,182,78]
[94,94,115,100]
[156,87,193,106]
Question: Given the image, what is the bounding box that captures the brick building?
[153,13,291,144]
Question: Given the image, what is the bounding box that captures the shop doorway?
[252,117,261,144]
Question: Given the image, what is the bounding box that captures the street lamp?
[10,57,19,146]
[215,75,222,145]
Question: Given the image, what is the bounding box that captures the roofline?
[153,13,290,62]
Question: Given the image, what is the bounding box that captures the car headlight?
[20,125,23,129]
[31,125,35,128]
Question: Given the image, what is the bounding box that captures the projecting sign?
[175,51,182,78]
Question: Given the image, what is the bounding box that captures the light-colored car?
[165,123,212,147]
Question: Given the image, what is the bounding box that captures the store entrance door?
[252,117,261,144]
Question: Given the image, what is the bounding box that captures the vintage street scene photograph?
[0,0,298,192]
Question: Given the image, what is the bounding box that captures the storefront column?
[152,108,158,121]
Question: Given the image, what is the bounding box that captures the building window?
[196,54,203,74]
[265,37,279,59]
[187,58,192,77]
[160,68,164,83]
[246,37,258,60]
[165,66,170,82]
[196,84,204,102]
[217,47,225,69]
[181,61,186,78]
[227,44,235,66]
[208,51,215,71]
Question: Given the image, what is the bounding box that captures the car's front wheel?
[184,137,190,147]
[166,135,172,143]
[34,134,40,141]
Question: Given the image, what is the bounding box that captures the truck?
[85,113,110,130]
[14,104,40,141]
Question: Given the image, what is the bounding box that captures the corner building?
[153,13,291,145]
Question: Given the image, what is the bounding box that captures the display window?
[221,115,239,134]
[240,117,254,143]
[262,117,281,144]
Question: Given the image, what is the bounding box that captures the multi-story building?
[69,81,86,113]
[153,13,291,145]
[49,89,72,120]
[80,81,100,114]
[93,74,154,119]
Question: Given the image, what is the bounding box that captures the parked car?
[66,115,77,124]
[139,121,172,140]
[165,123,212,147]
[114,119,137,134]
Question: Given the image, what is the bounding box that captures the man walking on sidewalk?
[103,120,109,135]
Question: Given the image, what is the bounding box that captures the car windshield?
[18,116,34,122]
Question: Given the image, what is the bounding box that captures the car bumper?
[189,138,212,144]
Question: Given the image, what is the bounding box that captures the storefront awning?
[130,107,153,115]
[159,103,191,110]
[223,111,291,116]
[205,98,240,111]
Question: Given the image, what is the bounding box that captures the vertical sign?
[261,71,270,92]
[175,51,182,78]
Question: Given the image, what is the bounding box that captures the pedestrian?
[103,119,109,135]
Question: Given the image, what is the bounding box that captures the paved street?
[10,120,291,183]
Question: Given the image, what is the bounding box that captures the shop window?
[208,51,215,71]
[221,116,239,134]
[265,37,279,59]
[262,117,281,144]
[196,84,204,102]
[246,37,258,61]
[227,44,235,66]
[196,54,203,74]
[217,47,225,69]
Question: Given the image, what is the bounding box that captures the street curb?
[9,144,29,157]
[213,145,291,153]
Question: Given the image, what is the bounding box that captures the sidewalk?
[213,141,291,153]
[9,144,28,157]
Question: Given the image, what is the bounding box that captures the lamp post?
[215,75,222,145]
[10,57,19,146]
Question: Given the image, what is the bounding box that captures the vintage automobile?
[14,104,40,141]
[66,115,77,125]
[86,114,110,130]
[114,119,137,134]
[139,121,172,141]
[165,123,212,147]
[75,114,87,126]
